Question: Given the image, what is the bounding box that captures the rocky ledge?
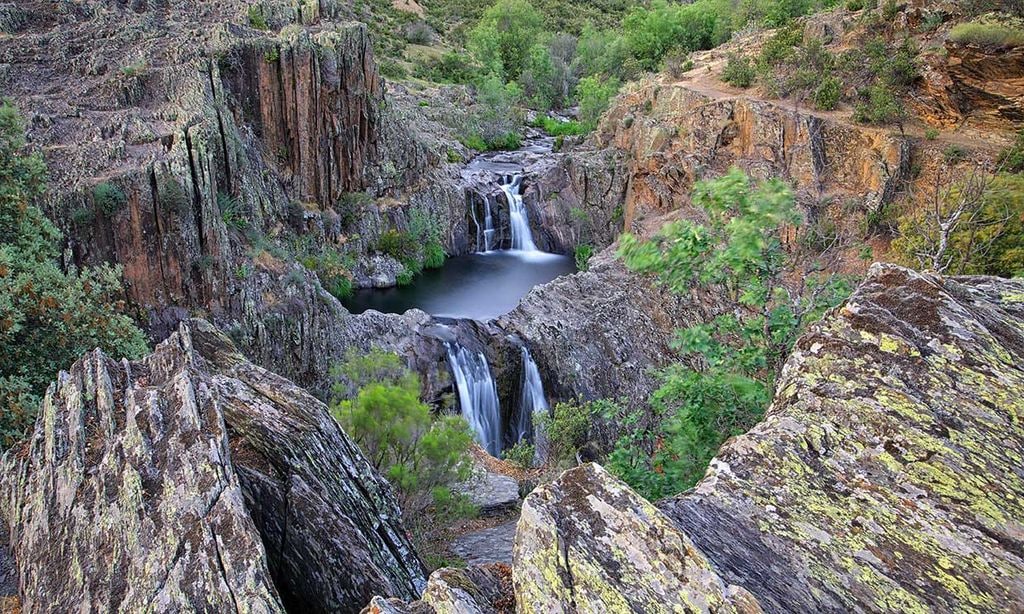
[0,319,426,613]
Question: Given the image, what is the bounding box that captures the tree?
[615,168,851,498]
[0,100,148,449]
[893,165,1024,277]
[330,349,474,517]
[468,0,546,82]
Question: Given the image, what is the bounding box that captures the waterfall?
[446,343,502,456]
[516,347,549,464]
[483,195,495,251]
[499,175,539,252]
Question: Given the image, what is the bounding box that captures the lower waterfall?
[446,343,502,456]
[516,347,549,454]
[500,175,539,252]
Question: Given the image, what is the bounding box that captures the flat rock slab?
[452,521,517,567]
[457,472,520,517]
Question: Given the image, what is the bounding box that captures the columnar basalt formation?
[0,320,427,613]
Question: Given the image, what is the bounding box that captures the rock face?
[0,319,425,613]
[661,264,1024,612]
[364,564,514,614]
[514,463,761,613]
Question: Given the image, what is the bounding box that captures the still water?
[345,250,575,321]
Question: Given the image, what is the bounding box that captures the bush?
[218,192,247,230]
[330,349,475,516]
[722,54,755,88]
[404,21,435,45]
[247,5,268,30]
[813,75,842,110]
[1,101,148,449]
[93,182,126,216]
[997,129,1024,174]
[530,115,588,137]
[853,84,905,124]
[502,440,536,469]
[468,0,545,81]
[535,400,595,464]
[943,144,968,164]
[379,229,418,261]
[574,243,594,271]
[577,75,620,129]
[949,22,1024,48]
[925,128,940,140]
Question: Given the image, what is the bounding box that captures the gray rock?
[452,521,517,567]
[0,319,426,613]
[456,471,520,517]
[364,564,514,614]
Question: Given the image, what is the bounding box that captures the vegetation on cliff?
[0,102,146,449]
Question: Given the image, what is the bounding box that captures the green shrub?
[998,129,1024,173]
[722,54,755,88]
[502,440,536,468]
[218,192,247,230]
[379,59,407,80]
[846,0,864,10]
[813,75,842,110]
[530,116,588,137]
[93,182,126,216]
[424,241,446,269]
[853,84,905,124]
[617,168,852,496]
[330,349,475,516]
[468,0,545,81]
[881,0,900,21]
[247,5,268,30]
[943,144,967,164]
[1,101,148,449]
[925,128,940,140]
[949,22,1024,48]
[535,400,595,464]
[577,75,620,129]
[574,244,594,271]
[378,229,418,260]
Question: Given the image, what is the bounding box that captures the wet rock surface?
[0,319,425,613]
[661,264,1024,612]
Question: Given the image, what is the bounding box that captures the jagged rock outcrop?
[364,564,514,614]
[514,463,762,613]
[0,319,426,613]
[661,264,1024,612]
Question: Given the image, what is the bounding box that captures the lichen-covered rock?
[514,463,762,614]
[0,319,426,613]
[661,264,1024,613]
[0,328,284,612]
[364,564,514,614]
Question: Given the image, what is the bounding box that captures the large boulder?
[661,264,1024,612]
[513,463,761,613]
[0,319,426,613]
[364,564,514,614]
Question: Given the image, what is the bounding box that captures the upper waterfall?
[446,342,502,456]
[500,175,540,252]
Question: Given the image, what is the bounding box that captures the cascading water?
[499,175,539,252]
[446,343,502,456]
[483,195,495,251]
[516,347,549,443]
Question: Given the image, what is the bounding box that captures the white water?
[500,175,539,252]
[446,343,502,456]
[483,195,495,251]
[516,347,549,442]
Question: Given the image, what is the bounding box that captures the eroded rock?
[364,564,514,614]
[514,463,761,613]
[0,319,426,612]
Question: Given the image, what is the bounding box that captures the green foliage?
[949,21,1024,47]
[530,115,588,137]
[0,100,148,449]
[998,129,1024,173]
[247,5,268,30]
[535,399,596,464]
[218,192,247,230]
[722,54,755,88]
[853,84,905,124]
[379,58,407,80]
[577,75,620,129]
[616,168,851,496]
[462,73,524,150]
[330,349,475,516]
[468,0,545,81]
[813,75,842,110]
[925,128,940,140]
[943,144,967,164]
[502,440,536,468]
[574,243,594,271]
[93,182,126,216]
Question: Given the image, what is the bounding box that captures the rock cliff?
[0,319,426,613]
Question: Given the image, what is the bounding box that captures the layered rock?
[365,565,514,614]
[514,463,761,613]
[0,320,426,612]
[661,264,1024,612]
